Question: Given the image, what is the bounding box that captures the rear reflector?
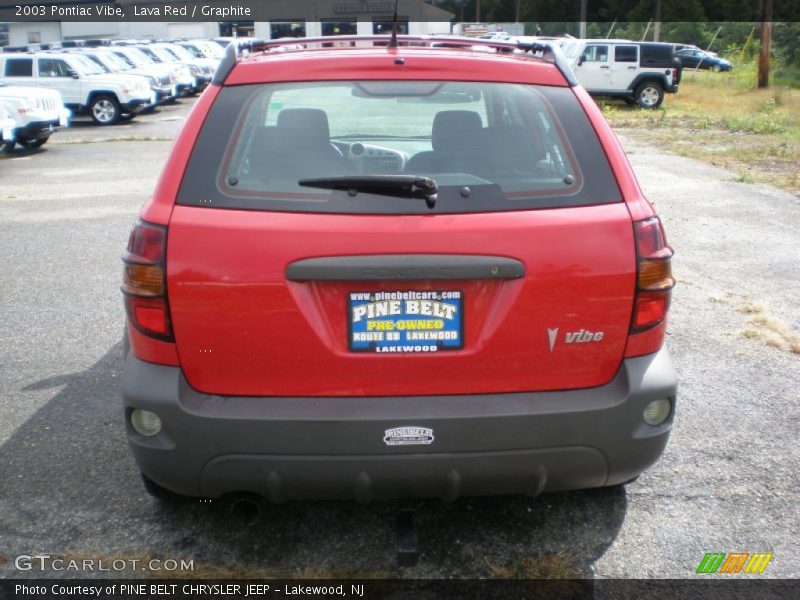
[125,296,171,338]
[632,290,671,330]
[122,220,172,341]
[631,217,674,333]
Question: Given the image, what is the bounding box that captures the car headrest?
[276,108,331,146]
[432,110,483,152]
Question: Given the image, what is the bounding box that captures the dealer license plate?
[348,290,463,353]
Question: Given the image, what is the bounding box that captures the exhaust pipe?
[228,495,263,526]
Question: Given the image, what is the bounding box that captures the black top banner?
[0,0,798,23]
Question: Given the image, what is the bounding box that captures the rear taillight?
[631,217,674,333]
[122,220,172,340]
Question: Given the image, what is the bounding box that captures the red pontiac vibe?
[121,36,677,504]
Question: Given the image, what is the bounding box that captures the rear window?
[4,58,33,77]
[178,80,621,214]
[641,44,675,67]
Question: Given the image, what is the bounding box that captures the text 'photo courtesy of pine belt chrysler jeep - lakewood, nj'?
[120,36,677,506]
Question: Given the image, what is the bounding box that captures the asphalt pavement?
[0,98,797,580]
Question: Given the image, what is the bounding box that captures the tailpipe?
[228,494,263,526]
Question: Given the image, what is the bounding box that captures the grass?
[485,552,580,579]
[601,61,800,194]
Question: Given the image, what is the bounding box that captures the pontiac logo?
[383,426,435,446]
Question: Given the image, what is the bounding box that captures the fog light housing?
[643,399,671,426]
[130,409,162,437]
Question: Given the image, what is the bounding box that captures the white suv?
[0,102,16,147]
[562,39,681,108]
[0,52,154,124]
[0,84,70,151]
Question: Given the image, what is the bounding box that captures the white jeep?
[0,52,154,125]
[0,102,16,146]
[0,84,70,151]
[562,39,681,108]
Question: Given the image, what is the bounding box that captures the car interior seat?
[405,110,484,174]
[248,108,350,182]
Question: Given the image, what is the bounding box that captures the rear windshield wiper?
[298,175,438,209]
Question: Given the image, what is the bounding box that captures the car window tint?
[614,45,637,63]
[4,58,33,77]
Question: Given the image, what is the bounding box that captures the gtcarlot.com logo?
[14,554,194,572]
[696,552,773,574]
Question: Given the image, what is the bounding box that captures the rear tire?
[26,136,49,149]
[2,140,15,153]
[634,81,664,109]
[89,94,121,125]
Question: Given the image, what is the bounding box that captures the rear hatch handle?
[285,255,525,281]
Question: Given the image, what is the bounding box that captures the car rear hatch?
[165,76,635,397]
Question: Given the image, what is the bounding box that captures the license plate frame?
[348,290,464,353]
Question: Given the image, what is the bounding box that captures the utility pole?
[476,0,481,22]
[654,0,662,41]
[758,0,772,89]
[580,0,587,39]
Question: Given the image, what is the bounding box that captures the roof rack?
[212,35,577,87]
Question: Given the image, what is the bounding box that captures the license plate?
[348,290,463,353]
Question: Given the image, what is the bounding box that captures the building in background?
[0,0,453,46]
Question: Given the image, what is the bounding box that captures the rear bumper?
[122,348,677,501]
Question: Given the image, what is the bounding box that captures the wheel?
[89,94,121,125]
[634,81,664,109]
[26,136,49,149]
[712,64,722,73]
[2,140,15,153]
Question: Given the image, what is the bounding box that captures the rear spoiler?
[212,35,577,87]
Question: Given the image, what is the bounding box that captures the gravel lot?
[0,98,798,580]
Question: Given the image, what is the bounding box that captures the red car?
[121,36,676,504]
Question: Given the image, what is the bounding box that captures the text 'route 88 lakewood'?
[14,583,366,598]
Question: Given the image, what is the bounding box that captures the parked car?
[0,84,70,151]
[0,101,16,147]
[109,46,190,100]
[151,43,215,84]
[0,52,153,125]
[121,36,677,505]
[672,43,718,57]
[176,39,226,61]
[675,48,732,72]
[564,39,681,108]
[74,48,173,106]
[132,44,209,95]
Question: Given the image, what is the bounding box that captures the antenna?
[388,0,400,48]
